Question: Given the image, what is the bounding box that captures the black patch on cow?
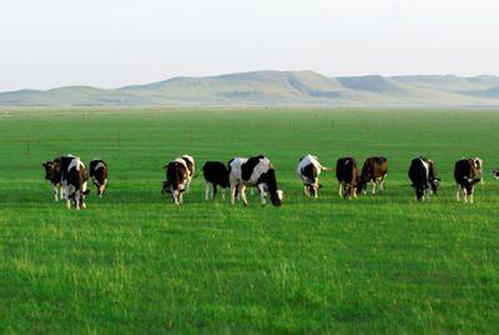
[257,168,281,206]
[89,159,109,196]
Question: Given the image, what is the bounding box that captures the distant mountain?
[1,70,499,106]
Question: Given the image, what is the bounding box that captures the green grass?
[0,106,498,333]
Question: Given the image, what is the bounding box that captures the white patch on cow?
[249,158,271,184]
[229,157,248,186]
[95,162,106,171]
[420,158,430,181]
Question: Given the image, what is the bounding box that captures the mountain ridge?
[2,70,499,106]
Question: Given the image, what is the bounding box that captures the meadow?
[0,106,498,333]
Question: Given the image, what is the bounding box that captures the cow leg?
[462,188,468,203]
[203,180,210,200]
[371,181,376,195]
[258,184,267,206]
[212,184,217,200]
[338,183,343,198]
[221,188,226,200]
[240,184,248,206]
[230,184,237,205]
[314,183,319,199]
[455,185,461,202]
[304,185,309,198]
[52,184,59,202]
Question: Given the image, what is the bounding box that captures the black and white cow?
[60,155,90,210]
[42,158,62,201]
[357,156,388,196]
[163,158,190,205]
[492,169,499,180]
[335,157,360,199]
[297,154,328,198]
[408,157,440,201]
[89,159,108,197]
[228,155,283,206]
[454,158,481,204]
[202,161,230,200]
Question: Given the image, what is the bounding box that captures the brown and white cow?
[163,157,191,205]
[335,157,360,199]
[228,155,283,207]
[408,157,440,201]
[42,158,62,201]
[89,159,108,197]
[202,161,230,200]
[357,156,388,196]
[297,154,328,198]
[454,158,482,204]
[60,155,90,210]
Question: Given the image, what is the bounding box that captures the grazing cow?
[454,158,482,204]
[228,155,283,206]
[163,158,190,205]
[296,154,328,198]
[336,157,360,199]
[89,159,108,197]
[202,161,230,200]
[408,157,440,201]
[42,158,62,201]
[179,155,195,192]
[60,155,90,210]
[357,156,388,196]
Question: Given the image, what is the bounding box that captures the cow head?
[264,168,283,206]
[42,160,60,181]
[97,184,107,197]
[161,180,171,194]
[356,181,367,195]
[429,177,440,195]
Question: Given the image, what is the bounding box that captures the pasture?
[0,107,498,333]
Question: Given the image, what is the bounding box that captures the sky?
[1,0,498,91]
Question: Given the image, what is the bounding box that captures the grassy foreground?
[0,107,498,333]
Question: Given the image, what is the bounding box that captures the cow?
[492,169,499,180]
[335,157,360,199]
[454,158,482,204]
[202,161,230,200]
[163,158,190,205]
[228,155,283,206]
[408,157,440,201]
[296,154,328,198]
[42,158,62,201]
[89,159,108,197]
[60,155,90,210]
[357,156,388,196]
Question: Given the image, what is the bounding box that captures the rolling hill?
[1,70,499,106]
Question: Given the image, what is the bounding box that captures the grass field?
[0,107,498,333]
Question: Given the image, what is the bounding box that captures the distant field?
[0,107,498,333]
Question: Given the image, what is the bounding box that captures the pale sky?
[1,0,498,91]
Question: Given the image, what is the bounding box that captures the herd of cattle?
[42,154,498,210]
